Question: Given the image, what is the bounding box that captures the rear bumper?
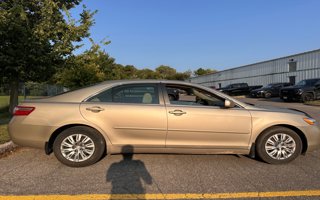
[8,117,55,149]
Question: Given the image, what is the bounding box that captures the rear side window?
[87,84,159,104]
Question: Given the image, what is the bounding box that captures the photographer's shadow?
[106,145,152,200]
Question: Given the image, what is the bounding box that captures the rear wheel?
[256,127,302,164]
[53,126,106,167]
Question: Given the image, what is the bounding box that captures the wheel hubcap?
[60,134,95,162]
[265,133,296,160]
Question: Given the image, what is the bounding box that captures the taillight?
[13,106,35,116]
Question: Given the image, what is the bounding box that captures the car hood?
[281,85,302,90]
[246,104,309,117]
[251,88,266,92]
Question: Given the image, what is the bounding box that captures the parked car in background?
[218,83,262,96]
[9,80,320,167]
[280,78,320,102]
[250,83,292,98]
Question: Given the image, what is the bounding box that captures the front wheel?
[264,92,272,98]
[53,126,106,167]
[256,127,302,164]
[301,93,314,102]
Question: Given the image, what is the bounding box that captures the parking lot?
[0,97,320,200]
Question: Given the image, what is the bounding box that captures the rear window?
[87,84,159,104]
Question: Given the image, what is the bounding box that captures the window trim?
[160,83,242,109]
[84,83,163,105]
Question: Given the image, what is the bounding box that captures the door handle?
[169,110,187,116]
[86,106,104,113]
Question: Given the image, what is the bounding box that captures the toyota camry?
[8,80,320,167]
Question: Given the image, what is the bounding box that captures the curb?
[0,141,17,155]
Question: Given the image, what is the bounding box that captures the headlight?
[303,117,316,125]
[296,89,303,94]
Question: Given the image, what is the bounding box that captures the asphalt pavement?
[0,97,320,200]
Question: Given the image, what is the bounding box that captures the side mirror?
[224,99,235,108]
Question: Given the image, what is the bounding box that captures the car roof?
[25,80,193,103]
[24,79,249,108]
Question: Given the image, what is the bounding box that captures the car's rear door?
[80,83,167,148]
[162,83,252,150]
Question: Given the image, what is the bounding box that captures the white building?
[189,49,320,88]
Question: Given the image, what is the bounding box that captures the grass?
[0,96,21,144]
[0,124,10,144]
[0,96,39,144]
[0,96,30,109]
[304,100,320,106]
[0,109,11,145]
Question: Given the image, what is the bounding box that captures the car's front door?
[80,83,167,148]
[162,84,252,150]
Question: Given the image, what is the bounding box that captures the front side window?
[88,84,159,104]
[165,85,225,107]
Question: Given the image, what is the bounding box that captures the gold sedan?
[8,80,320,167]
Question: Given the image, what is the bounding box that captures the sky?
[71,0,320,72]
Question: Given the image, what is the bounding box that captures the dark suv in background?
[250,82,292,98]
[280,78,320,102]
[218,83,262,96]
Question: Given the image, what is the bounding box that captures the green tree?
[193,68,216,76]
[121,65,138,79]
[155,65,177,79]
[0,0,95,113]
[55,40,115,89]
[136,69,158,79]
[171,71,192,80]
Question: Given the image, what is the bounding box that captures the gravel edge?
[0,141,17,155]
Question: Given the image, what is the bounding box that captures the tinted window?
[307,79,320,86]
[88,84,159,104]
[241,83,247,87]
[165,85,225,107]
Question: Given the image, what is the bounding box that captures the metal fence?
[0,82,67,97]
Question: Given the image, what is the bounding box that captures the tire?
[301,93,314,103]
[264,92,272,98]
[256,126,302,164]
[53,126,106,167]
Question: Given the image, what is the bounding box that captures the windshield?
[264,84,274,88]
[297,79,319,86]
[296,80,306,86]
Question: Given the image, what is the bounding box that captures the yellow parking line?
[1,190,320,200]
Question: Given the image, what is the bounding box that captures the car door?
[80,83,167,148]
[162,84,252,150]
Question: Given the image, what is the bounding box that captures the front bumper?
[280,91,301,101]
[301,124,320,152]
[250,91,264,98]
